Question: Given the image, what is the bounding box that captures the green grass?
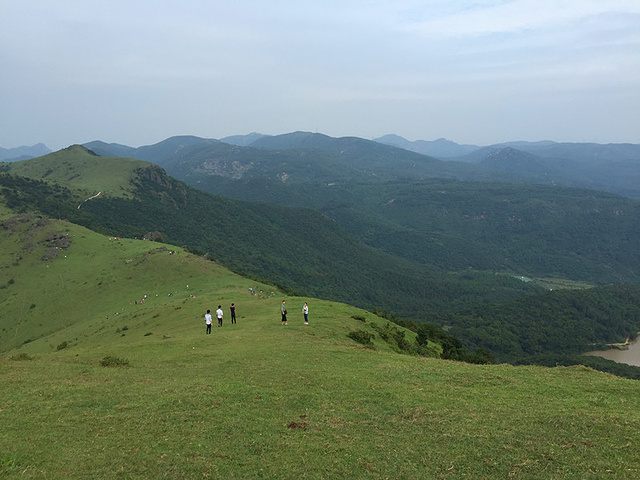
[2,213,640,479]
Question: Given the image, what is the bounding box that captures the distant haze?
[1,1,639,150]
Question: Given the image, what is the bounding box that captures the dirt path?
[78,191,102,209]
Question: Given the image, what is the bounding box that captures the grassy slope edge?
[1,211,639,479]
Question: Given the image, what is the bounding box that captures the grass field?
[2,212,640,479]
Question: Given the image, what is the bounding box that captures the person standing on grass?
[281,300,288,325]
[216,305,223,327]
[302,302,309,325]
[205,309,212,334]
[230,303,236,324]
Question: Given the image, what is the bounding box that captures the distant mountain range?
[373,134,480,158]
[372,134,640,198]
[84,131,640,199]
[373,134,640,163]
[0,143,51,161]
[7,133,640,198]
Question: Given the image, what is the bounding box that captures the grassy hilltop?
[5,146,149,199]
[1,211,640,479]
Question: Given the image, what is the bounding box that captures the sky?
[1,0,639,150]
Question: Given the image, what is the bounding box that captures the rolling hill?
[2,206,640,479]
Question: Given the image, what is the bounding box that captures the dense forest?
[436,284,640,361]
[186,176,640,284]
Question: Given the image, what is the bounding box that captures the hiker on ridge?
[205,309,212,334]
[281,300,288,325]
[216,305,223,327]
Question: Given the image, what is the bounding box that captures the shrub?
[370,322,417,354]
[347,329,375,348]
[351,315,366,322]
[56,341,68,351]
[100,356,130,367]
[10,353,32,361]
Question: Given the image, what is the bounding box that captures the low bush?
[370,322,417,354]
[100,356,130,367]
[347,329,375,348]
[10,353,32,361]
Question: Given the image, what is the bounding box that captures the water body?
[584,337,640,367]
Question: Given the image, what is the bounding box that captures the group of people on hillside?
[280,300,309,325]
[204,300,310,333]
[204,303,237,334]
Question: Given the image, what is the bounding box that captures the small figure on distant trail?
[281,300,288,325]
[230,303,236,324]
[216,305,223,327]
[205,309,212,334]
[303,302,309,325]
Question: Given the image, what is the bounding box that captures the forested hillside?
[159,174,640,285]
[435,284,640,361]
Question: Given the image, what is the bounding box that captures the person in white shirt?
[205,310,212,334]
[216,305,223,327]
[302,302,309,324]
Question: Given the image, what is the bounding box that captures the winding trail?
[78,191,102,209]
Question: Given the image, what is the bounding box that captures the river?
[583,336,640,367]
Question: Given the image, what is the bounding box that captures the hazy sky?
[1,1,639,150]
